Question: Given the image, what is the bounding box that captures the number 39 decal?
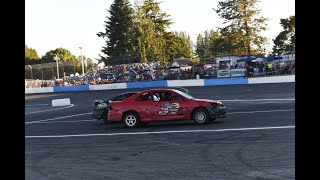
[159,102,180,115]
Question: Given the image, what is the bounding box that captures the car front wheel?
[193,108,209,125]
[123,112,140,128]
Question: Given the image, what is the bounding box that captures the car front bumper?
[206,105,227,119]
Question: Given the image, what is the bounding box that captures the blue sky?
[26,0,295,61]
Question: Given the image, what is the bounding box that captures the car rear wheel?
[123,112,140,128]
[193,108,209,125]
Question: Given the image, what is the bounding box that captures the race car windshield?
[172,89,195,99]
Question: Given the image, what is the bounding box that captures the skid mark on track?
[144,139,180,146]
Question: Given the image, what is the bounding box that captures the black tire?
[123,112,141,128]
[193,108,209,125]
[102,110,110,124]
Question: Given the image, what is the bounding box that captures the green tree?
[40,48,78,77]
[196,30,226,62]
[219,28,242,55]
[41,48,77,63]
[272,16,295,55]
[164,31,193,63]
[214,0,268,56]
[134,0,172,66]
[25,45,41,65]
[134,1,156,63]
[196,34,205,61]
[173,31,193,59]
[97,0,135,65]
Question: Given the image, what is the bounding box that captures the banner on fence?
[230,69,246,77]
[217,69,231,78]
[254,68,260,76]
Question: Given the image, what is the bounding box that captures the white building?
[215,54,242,66]
[170,58,192,67]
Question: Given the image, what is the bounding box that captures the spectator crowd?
[26,60,295,88]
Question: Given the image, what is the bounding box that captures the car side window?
[136,92,153,101]
[153,92,162,101]
[155,92,182,101]
[171,94,182,101]
[153,95,160,101]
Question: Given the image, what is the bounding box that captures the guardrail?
[248,75,295,84]
[25,75,295,94]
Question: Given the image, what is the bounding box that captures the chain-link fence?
[25,61,86,80]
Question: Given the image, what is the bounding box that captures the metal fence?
[25,61,85,80]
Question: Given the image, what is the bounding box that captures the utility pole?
[54,55,60,79]
[28,65,33,79]
[40,64,43,80]
[79,47,84,75]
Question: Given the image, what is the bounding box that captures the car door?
[134,92,159,121]
[153,91,190,120]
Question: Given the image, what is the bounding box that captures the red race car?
[93,88,226,127]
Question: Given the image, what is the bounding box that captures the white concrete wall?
[248,75,295,84]
[89,83,127,90]
[167,79,204,87]
[25,87,54,94]
[25,75,295,94]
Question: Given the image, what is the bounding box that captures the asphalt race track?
[25,83,295,180]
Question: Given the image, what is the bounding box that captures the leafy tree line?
[25,46,92,79]
[272,16,295,55]
[98,0,282,64]
[195,0,294,62]
[195,0,269,62]
[27,0,294,70]
[25,47,92,72]
[97,0,193,67]
[196,30,231,62]
[25,47,80,65]
[25,45,41,65]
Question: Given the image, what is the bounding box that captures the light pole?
[79,47,84,75]
[54,55,60,79]
[40,64,43,80]
[28,65,33,79]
